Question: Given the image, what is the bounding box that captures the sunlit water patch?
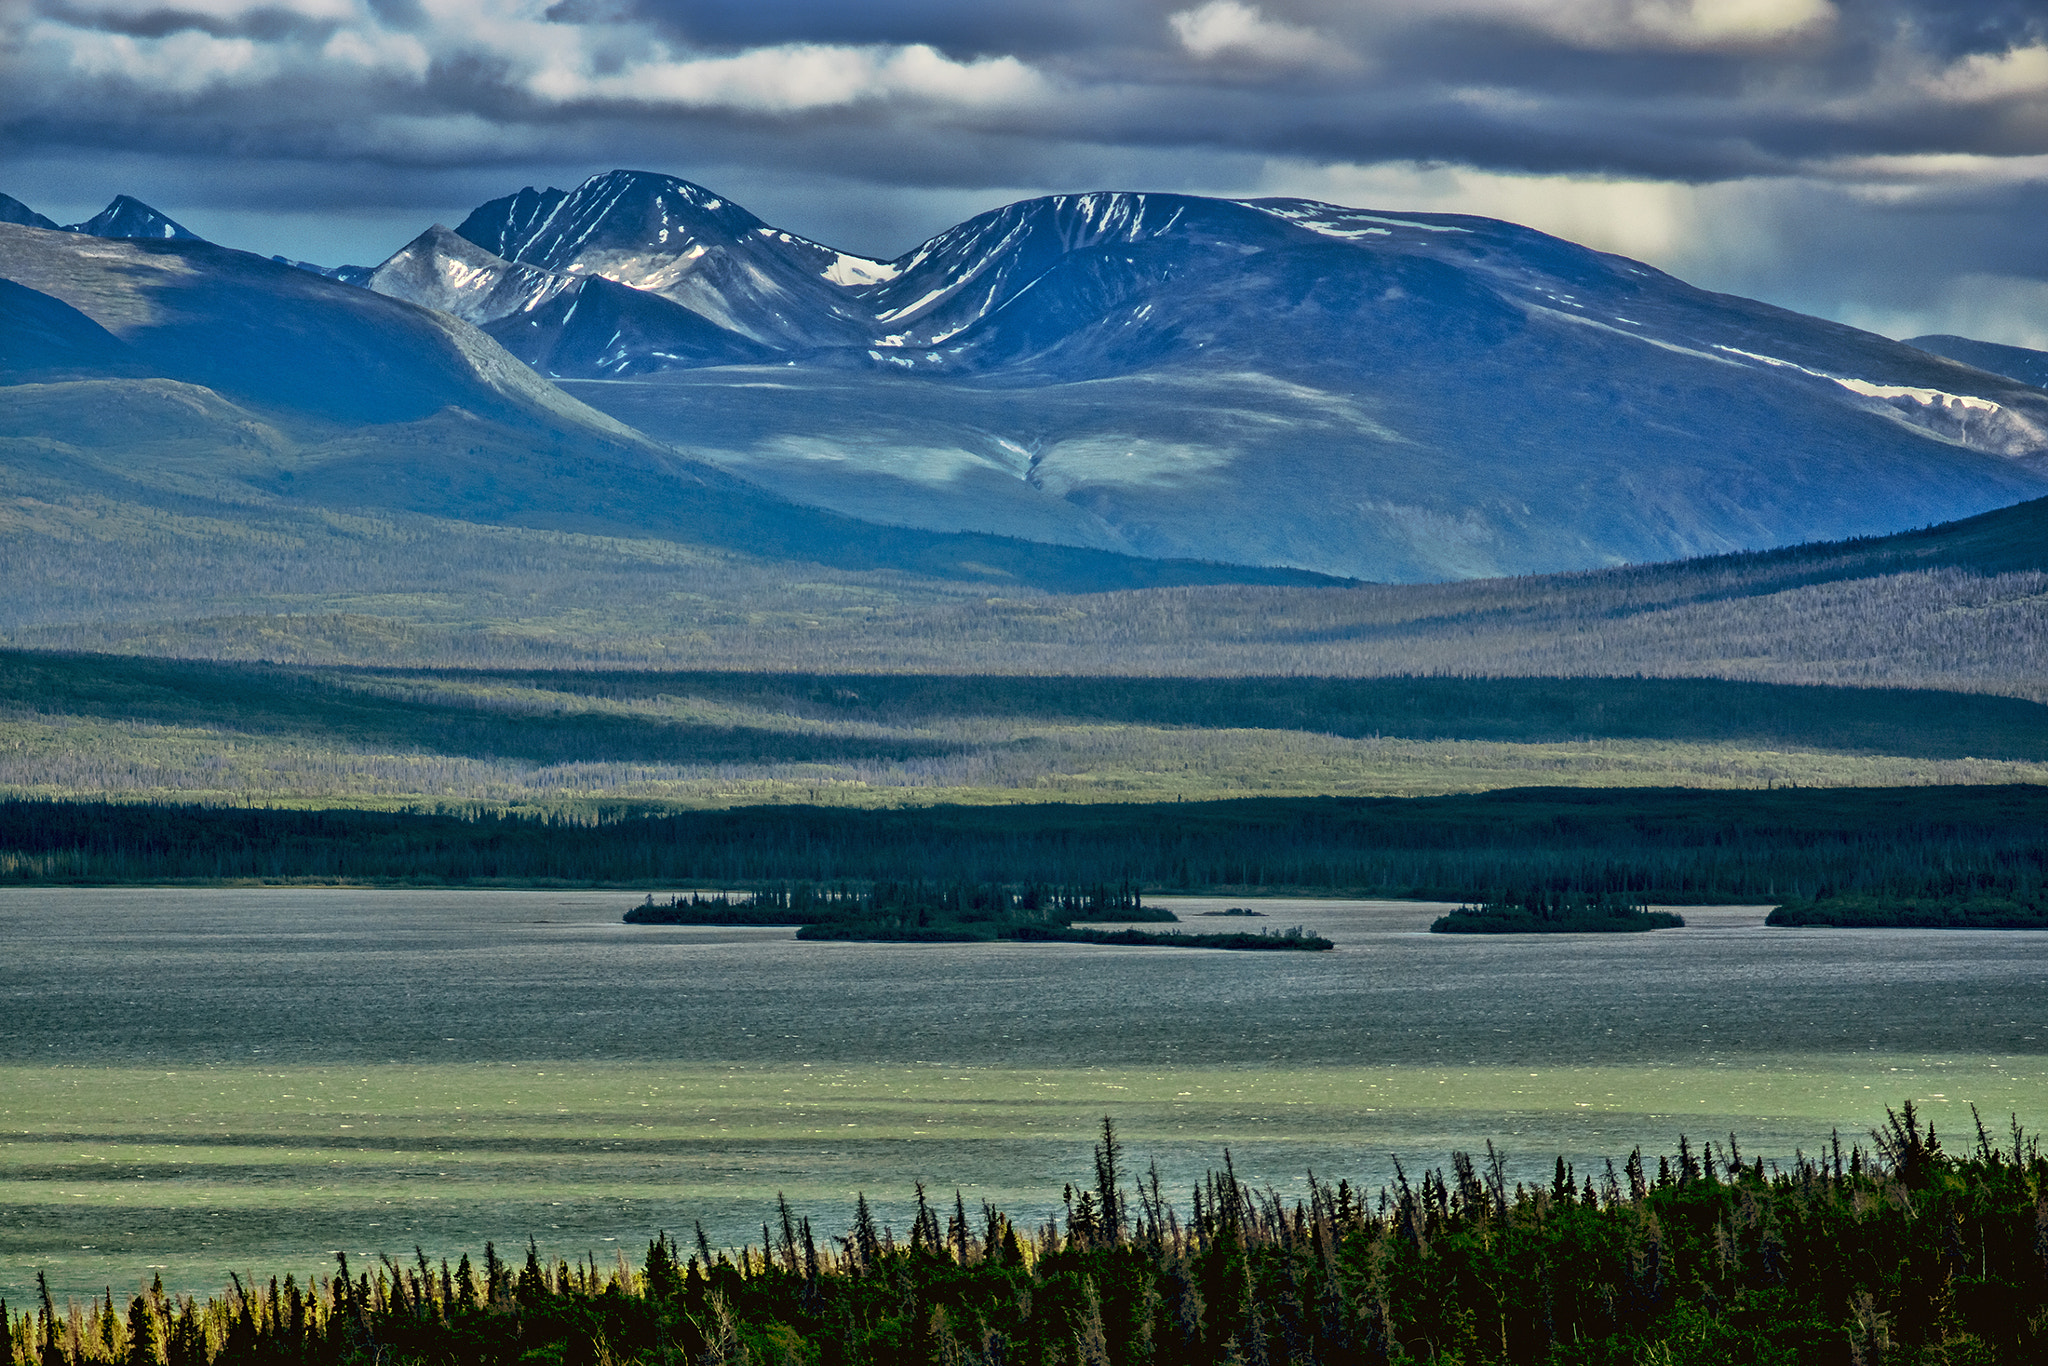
[4,889,2044,1299]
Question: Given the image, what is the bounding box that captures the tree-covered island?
[624,883,1334,950]
[1768,890,2048,929]
[1431,891,1687,934]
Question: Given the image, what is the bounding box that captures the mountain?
[370,225,581,326]
[367,224,770,375]
[20,173,2048,585]
[0,221,630,429]
[358,175,2048,581]
[448,170,889,349]
[0,193,58,231]
[0,220,1334,593]
[13,187,367,280]
[1908,335,2048,391]
[63,194,204,241]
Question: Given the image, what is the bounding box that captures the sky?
[6,0,2048,344]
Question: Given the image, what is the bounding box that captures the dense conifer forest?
[6,1110,2042,1366]
[7,786,2048,909]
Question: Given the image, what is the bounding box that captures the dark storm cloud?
[6,0,2048,337]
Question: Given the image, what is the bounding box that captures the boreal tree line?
[7,786,2048,905]
[8,1107,2045,1365]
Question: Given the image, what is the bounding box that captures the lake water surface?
[4,888,2045,1301]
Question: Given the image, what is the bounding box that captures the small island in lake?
[628,882,1334,950]
[1198,907,1266,917]
[1768,892,2048,928]
[1431,890,1684,934]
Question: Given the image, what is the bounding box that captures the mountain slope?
[0,221,645,432]
[363,177,2048,581]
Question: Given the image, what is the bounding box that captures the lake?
[4,887,2045,1302]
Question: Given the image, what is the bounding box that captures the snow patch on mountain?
[1832,377,2003,411]
[1715,345,2048,456]
[874,286,956,326]
[1241,200,1472,238]
[1533,306,1744,366]
[1029,437,1238,496]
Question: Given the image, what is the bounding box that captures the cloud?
[49,23,279,92]
[1169,2,1342,67]
[528,41,1046,112]
[1498,0,1839,53]
[320,24,428,74]
[1922,42,2048,104]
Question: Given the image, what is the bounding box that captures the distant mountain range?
[0,218,1332,593]
[10,177,2048,582]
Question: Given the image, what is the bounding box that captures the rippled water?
[5,888,2045,1300]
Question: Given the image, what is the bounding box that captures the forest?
[7,785,2048,907]
[6,1108,2042,1366]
